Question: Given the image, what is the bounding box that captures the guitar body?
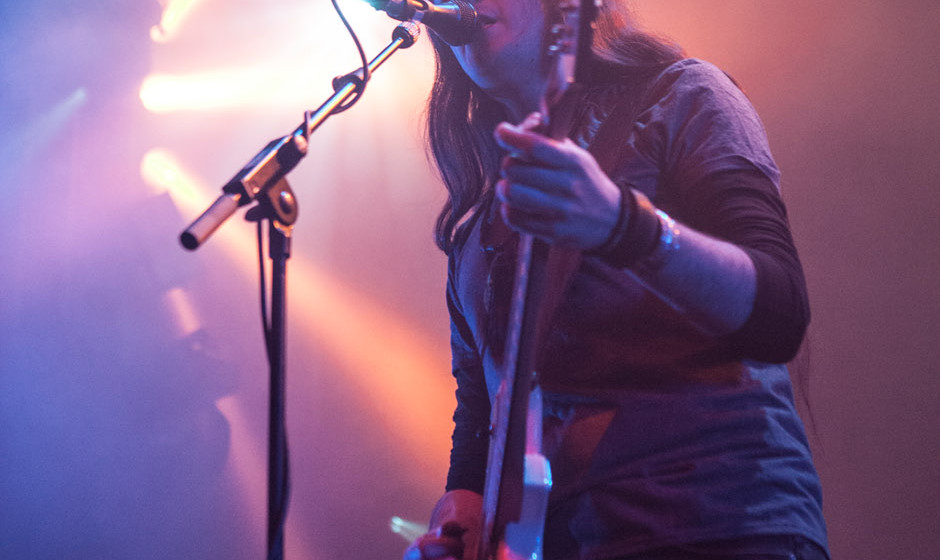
[482,238,582,560]
[499,390,551,560]
[478,2,598,560]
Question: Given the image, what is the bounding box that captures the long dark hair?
[426,1,684,254]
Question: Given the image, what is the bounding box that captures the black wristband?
[592,182,634,255]
[589,184,662,268]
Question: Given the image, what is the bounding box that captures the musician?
[406,1,829,558]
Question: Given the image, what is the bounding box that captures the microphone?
[362,0,479,46]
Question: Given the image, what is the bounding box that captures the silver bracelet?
[639,209,681,271]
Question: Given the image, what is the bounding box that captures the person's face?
[448,0,547,106]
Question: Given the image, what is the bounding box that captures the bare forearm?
[629,221,757,336]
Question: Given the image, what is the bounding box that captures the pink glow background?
[1,1,937,559]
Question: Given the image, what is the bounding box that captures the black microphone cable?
[328,0,371,114]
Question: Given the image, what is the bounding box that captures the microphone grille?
[427,0,479,47]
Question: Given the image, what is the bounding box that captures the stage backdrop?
[1,1,937,559]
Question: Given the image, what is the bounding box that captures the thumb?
[494,113,545,158]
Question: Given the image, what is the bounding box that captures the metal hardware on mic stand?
[179,22,421,251]
[177,22,421,560]
[244,176,298,560]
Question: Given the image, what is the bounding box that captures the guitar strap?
[584,66,669,177]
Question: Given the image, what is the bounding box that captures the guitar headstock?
[543,0,599,137]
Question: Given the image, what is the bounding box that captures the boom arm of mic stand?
[179,22,421,250]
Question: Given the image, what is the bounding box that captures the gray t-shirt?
[444,59,827,559]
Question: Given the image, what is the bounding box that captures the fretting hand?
[493,113,622,250]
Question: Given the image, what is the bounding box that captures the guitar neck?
[477,2,597,559]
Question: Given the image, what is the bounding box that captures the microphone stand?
[179,23,421,560]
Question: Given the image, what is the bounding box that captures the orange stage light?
[139,68,293,113]
[141,143,452,557]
